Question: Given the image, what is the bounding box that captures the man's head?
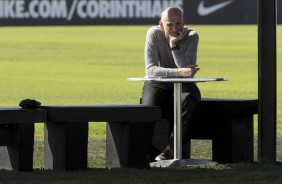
[159,7,184,40]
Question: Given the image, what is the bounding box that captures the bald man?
[141,7,201,161]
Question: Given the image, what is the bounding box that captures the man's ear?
[159,20,163,29]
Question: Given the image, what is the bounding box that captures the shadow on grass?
[23,137,282,184]
[1,163,282,184]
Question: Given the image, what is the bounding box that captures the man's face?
[160,13,184,40]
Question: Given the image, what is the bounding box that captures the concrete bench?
[0,108,47,171]
[151,98,258,164]
[41,105,161,170]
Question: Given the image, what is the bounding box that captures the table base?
[150,159,218,168]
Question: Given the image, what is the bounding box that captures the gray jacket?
[144,26,199,77]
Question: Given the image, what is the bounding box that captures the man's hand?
[177,64,200,77]
[169,28,187,48]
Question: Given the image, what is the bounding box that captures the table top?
[128,77,228,83]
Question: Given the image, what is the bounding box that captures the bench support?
[211,116,254,163]
[44,122,88,170]
[0,124,34,171]
[106,122,153,169]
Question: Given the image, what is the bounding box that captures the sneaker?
[155,150,173,161]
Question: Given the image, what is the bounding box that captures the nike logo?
[197,0,234,16]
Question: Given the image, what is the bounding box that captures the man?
[141,7,201,161]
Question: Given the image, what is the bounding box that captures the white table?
[128,77,228,167]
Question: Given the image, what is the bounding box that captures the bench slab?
[41,105,161,122]
[0,108,47,124]
[152,98,258,164]
[42,105,161,170]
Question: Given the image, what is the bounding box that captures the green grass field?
[0,25,281,183]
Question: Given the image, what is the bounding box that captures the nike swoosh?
[198,0,234,16]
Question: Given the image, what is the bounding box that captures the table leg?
[174,82,182,160]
